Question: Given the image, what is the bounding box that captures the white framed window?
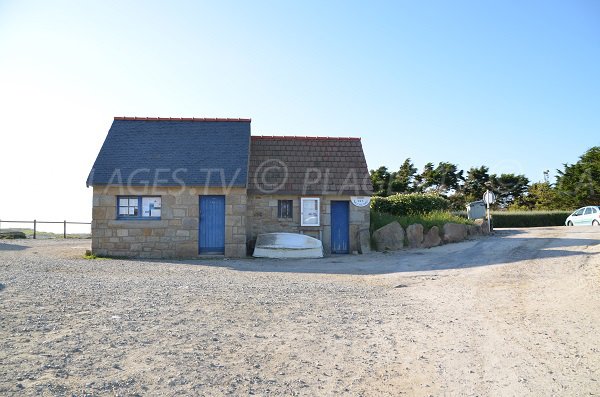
[301,197,320,226]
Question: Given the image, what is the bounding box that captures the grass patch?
[491,211,572,228]
[371,210,472,233]
[83,250,110,260]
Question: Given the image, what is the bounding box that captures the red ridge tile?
[114,116,251,122]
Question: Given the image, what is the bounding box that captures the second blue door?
[199,195,225,254]
[331,201,350,254]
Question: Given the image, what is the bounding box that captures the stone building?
[87,117,372,258]
[247,136,372,254]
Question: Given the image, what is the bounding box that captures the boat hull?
[253,233,324,259]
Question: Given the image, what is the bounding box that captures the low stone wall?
[91,186,247,258]
[373,221,490,251]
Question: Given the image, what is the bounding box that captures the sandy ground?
[0,227,599,396]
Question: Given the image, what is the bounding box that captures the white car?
[565,206,600,226]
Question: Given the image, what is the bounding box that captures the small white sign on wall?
[351,196,371,207]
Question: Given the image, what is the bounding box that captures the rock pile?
[372,221,489,252]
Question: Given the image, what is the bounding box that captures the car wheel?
[567,221,573,226]
[593,220,599,226]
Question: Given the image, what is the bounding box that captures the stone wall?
[91,186,247,258]
[347,199,371,254]
[246,194,370,255]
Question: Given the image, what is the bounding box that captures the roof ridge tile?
[114,116,251,122]
[251,135,360,141]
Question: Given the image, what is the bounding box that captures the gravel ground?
[1,227,599,396]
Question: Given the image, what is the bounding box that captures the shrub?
[371,210,471,233]
[370,193,450,216]
[0,231,27,239]
[83,250,111,260]
[491,211,572,228]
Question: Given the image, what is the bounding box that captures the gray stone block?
[406,224,424,248]
[358,228,371,254]
[467,224,482,236]
[373,221,404,251]
[442,223,468,243]
[422,226,441,248]
[474,219,492,234]
[182,217,197,229]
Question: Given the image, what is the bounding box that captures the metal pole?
[483,190,493,234]
[64,220,67,239]
[33,219,37,239]
[487,204,491,234]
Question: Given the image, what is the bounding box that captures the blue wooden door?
[199,195,225,254]
[331,201,350,254]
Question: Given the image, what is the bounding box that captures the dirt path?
[0,227,599,396]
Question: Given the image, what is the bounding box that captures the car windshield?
[574,208,585,216]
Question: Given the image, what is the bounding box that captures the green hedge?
[491,211,572,228]
[371,210,471,233]
[370,193,450,216]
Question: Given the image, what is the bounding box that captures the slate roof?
[248,136,373,195]
[87,117,251,187]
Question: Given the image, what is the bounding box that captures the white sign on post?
[483,190,496,205]
[482,190,495,233]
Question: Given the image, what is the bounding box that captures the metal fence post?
[64,220,67,239]
[33,219,37,239]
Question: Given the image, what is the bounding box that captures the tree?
[463,166,490,202]
[489,173,530,208]
[434,162,464,193]
[414,162,434,192]
[518,182,563,210]
[555,146,600,207]
[390,158,418,193]
[370,166,392,196]
[416,162,463,194]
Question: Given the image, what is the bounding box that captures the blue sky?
[0,0,598,227]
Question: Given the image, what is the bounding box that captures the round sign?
[483,190,496,205]
[351,197,371,207]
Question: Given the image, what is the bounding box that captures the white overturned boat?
[253,233,323,259]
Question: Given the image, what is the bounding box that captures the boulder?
[443,223,468,243]
[467,224,482,237]
[406,224,424,248]
[422,226,441,248]
[474,219,492,235]
[373,221,404,251]
[358,228,371,254]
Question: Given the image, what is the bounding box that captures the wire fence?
[0,219,91,239]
